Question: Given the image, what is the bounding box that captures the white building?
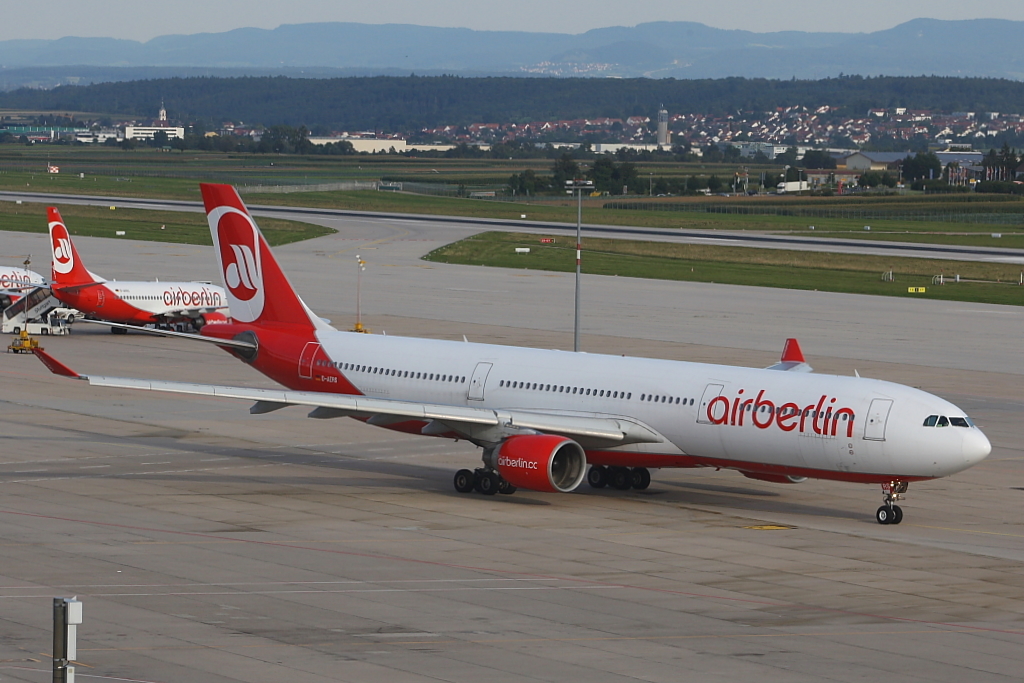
[124,126,185,141]
[76,129,122,144]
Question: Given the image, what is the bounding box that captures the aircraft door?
[468,362,493,401]
[697,384,725,424]
[863,399,893,441]
[298,342,320,380]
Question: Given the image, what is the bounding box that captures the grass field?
[0,201,330,246]
[425,232,1024,306]
[1,146,1022,251]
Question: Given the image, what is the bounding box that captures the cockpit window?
[924,415,973,428]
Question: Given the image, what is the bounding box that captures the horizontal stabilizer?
[77,319,257,350]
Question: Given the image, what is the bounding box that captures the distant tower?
[158,100,167,123]
[657,106,669,148]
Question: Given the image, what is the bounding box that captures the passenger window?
[923,415,938,427]
[937,416,949,427]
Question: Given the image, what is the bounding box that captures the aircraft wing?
[32,349,664,449]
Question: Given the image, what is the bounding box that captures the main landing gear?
[586,465,651,491]
[453,468,517,496]
[876,480,908,525]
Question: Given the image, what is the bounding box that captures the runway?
[3,189,1024,264]
[0,198,1022,682]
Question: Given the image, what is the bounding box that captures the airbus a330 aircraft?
[47,208,229,331]
[34,184,992,524]
[0,264,46,309]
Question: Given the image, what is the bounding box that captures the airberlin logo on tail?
[208,206,264,322]
[706,389,856,438]
[50,222,75,275]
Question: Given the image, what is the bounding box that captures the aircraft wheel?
[477,471,500,496]
[610,467,632,491]
[631,467,651,490]
[453,469,475,494]
[587,466,608,489]
[498,479,517,495]
[111,326,128,335]
[876,506,893,525]
[891,505,903,525]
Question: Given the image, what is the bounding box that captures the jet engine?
[197,311,230,328]
[492,435,587,493]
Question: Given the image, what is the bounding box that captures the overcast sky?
[3,0,1023,42]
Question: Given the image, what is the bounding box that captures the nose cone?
[963,429,992,467]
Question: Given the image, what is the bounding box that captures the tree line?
[3,74,1024,132]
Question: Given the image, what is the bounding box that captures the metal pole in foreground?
[566,179,593,353]
[53,598,65,683]
[52,597,81,683]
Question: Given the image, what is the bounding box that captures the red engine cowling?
[741,471,808,484]
[495,435,587,493]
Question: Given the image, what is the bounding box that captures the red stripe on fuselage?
[584,449,933,484]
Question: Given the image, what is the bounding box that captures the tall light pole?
[352,254,368,333]
[566,179,593,352]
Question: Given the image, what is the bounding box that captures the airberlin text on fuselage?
[0,273,32,288]
[162,287,223,308]
[707,389,856,438]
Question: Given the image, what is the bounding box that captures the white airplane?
[33,184,992,524]
[0,264,46,309]
[46,207,229,331]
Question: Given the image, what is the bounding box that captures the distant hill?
[1,18,1024,88]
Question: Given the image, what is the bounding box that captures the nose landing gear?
[876,480,908,524]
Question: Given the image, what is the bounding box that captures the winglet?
[780,338,805,364]
[765,338,812,372]
[32,348,82,379]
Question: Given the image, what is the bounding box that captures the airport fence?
[237,181,380,194]
[603,201,1024,225]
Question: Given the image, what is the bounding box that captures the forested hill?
[4,75,1024,130]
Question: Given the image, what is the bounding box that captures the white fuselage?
[0,266,46,291]
[103,281,226,317]
[304,330,990,482]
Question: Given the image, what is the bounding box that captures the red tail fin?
[201,184,321,330]
[48,208,96,287]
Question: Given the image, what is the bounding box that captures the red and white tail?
[201,184,328,331]
[48,208,97,287]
